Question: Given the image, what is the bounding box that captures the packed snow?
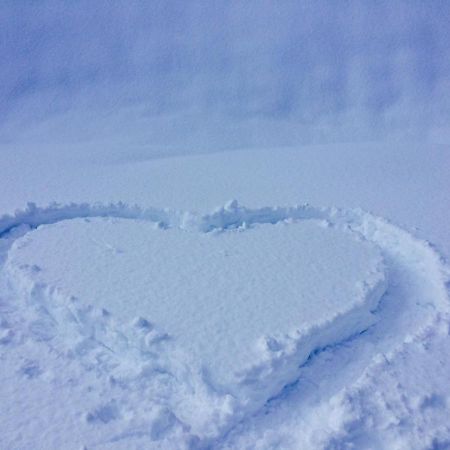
[5,213,386,405]
[1,2,450,449]
[1,198,449,448]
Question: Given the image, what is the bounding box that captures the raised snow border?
[1,200,449,443]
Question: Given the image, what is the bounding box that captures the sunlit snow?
[1,2,450,449]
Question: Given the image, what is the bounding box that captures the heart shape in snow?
[3,202,387,436]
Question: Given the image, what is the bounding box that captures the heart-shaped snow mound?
[6,216,386,403]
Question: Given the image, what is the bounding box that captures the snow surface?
[1,3,450,448]
[1,142,449,258]
[5,215,386,403]
[1,198,449,449]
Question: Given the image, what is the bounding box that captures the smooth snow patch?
[5,216,386,402]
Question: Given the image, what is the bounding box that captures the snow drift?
[1,200,448,448]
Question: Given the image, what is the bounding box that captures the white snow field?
[2,2,450,449]
[0,191,449,449]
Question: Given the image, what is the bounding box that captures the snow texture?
[5,214,386,406]
[1,3,450,448]
[1,200,449,449]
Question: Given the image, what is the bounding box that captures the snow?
[1,198,449,448]
[5,214,386,402]
[1,2,450,449]
[1,142,449,257]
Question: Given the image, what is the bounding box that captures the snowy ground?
[2,3,450,447]
[0,142,449,449]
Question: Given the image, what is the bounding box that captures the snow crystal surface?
[6,216,385,398]
[0,199,449,449]
[1,2,450,448]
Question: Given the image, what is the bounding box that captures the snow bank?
[5,215,386,397]
[1,200,449,448]
[0,201,385,436]
[0,202,180,238]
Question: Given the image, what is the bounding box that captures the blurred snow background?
[1,0,450,161]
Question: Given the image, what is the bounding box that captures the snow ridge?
[1,200,449,449]
[0,202,180,238]
[0,199,332,237]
